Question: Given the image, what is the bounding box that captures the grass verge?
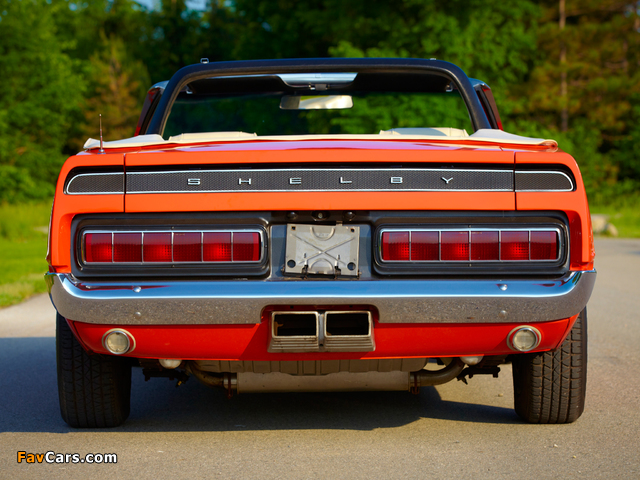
[591,197,640,238]
[0,202,51,307]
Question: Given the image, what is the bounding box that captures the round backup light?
[508,326,541,352]
[103,329,132,355]
[159,359,182,369]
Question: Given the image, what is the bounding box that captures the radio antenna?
[99,114,105,154]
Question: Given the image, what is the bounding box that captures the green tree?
[51,0,152,67]
[0,0,85,202]
[511,1,640,201]
[221,0,539,128]
[515,1,640,134]
[2,0,638,205]
[70,35,151,150]
[146,0,208,82]
[50,0,154,152]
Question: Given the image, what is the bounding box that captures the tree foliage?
[73,35,150,149]
[510,1,640,202]
[0,0,639,204]
[0,0,84,202]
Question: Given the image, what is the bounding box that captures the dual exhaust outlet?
[269,310,375,353]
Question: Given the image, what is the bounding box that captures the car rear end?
[47,58,595,427]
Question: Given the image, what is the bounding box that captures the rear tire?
[512,308,587,424]
[56,313,132,428]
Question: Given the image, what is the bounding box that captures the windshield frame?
[146,58,493,136]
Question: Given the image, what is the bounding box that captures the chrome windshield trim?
[47,270,596,325]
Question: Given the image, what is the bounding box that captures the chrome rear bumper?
[46,271,595,325]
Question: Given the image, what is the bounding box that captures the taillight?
[441,231,469,261]
[470,231,499,261]
[380,228,560,263]
[113,233,142,262]
[381,232,410,261]
[173,232,201,262]
[501,231,529,261]
[83,230,262,264]
[203,232,232,262]
[530,231,558,260]
[233,232,261,261]
[84,233,112,263]
[143,232,172,262]
[411,231,438,261]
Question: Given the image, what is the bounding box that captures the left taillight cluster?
[82,230,263,264]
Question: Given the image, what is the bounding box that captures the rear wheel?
[56,313,132,428]
[512,308,587,424]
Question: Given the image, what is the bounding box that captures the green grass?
[0,201,52,239]
[0,202,51,307]
[591,197,640,238]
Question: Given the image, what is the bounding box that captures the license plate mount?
[284,224,360,277]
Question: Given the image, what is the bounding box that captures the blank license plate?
[284,224,360,277]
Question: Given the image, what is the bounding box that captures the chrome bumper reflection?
[46,271,596,325]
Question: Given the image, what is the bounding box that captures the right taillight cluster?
[380,229,560,262]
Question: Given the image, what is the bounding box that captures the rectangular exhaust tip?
[272,312,318,337]
[325,312,371,336]
[269,311,319,353]
[324,311,374,352]
[268,310,375,353]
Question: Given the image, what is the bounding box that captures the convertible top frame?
[145,58,493,136]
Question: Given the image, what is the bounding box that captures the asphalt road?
[1,238,639,479]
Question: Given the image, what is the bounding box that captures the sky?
[135,0,208,11]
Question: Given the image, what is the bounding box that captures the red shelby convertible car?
[47,58,595,427]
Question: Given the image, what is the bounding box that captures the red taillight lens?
[85,233,112,262]
[501,231,529,260]
[113,233,142,262]
[380,228,560,264]
[173,232,201,262]
[143,232,172,262]
[203,232,232,262]
[531,231,558,260]
[441,231,469,261]
[471,231,499,261]
[411,231,439,260]
[83,230,263,264]
[382,231,410,261]
[233,232,261,261]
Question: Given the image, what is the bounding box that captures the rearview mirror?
[280,95,354,110]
